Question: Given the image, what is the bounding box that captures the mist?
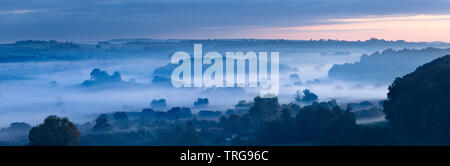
[0,50,389,127]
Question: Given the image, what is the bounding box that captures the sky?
[0,0,450,43]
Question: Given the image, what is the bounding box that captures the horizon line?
[1,37,448,45]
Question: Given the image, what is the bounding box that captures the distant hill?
[328,47,450,83]
[1,39,450,62]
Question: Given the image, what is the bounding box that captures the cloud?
[262,14,450,42]
[0,0,449,42]
[328,14,450,23]
[0,9,44,15]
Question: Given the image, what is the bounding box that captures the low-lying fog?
[0,52,388,127]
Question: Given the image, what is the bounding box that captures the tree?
[113,112,129,129]
[254,106,297,145]
[151,98,167,109]
[0,122,32,145]
[29,115,80,146]
[92,114,113,133]
[384,55,450,143]
[177,122,202,145]
[113,112,129,122]
[295,89,318,103]
[194,98,209,107]
[220,114,243,134]
[166,107,192,119]
[247,96,281,122]
[90,68,101,80]
[87,68,122,82]
[111,71,122,81]
[295,100,356,144]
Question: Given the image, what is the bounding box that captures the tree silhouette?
[248,96,281,122]
[28,115,80,146]
[384,55,450,142]
[295,89,318,103]
[92,114,113,133]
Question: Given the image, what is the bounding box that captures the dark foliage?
[294,89,318,103]
[384,55,450,143]
[113,112,129,122]
[166,107,193,120]
[81,129,154,146]
[198,110,222,118]
[255,100,391,145]
[151,98,167,109]
[91,114,113,133]
[113,112,130,129]
[248,96,281,122]
[295,100,356,144]
[194,98,209,107]
[0,122,31,145]
[220,114,253,134]
[81,68,123,86]
[29,115,80,146]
